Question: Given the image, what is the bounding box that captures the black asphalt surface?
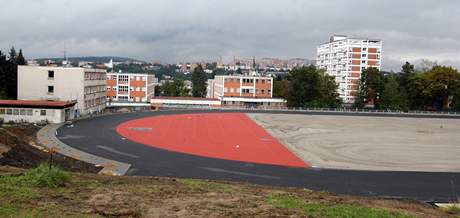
[57,110,460,202]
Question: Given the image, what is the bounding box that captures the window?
[230,88,234,93]
[261,89,265,94]
[20,109,26,115]
[48,70,54,78]
[118,75,129,83]
[13,109,19,115]
[40,110,46,116]
[48,86,54,93]
[362,54,367,58]
[363,48,367,51]
[6,109,12,115]
[26,109,33,116]
[118,86,128,92]
[0,108,4,114]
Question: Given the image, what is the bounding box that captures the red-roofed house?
[0,100,76,123]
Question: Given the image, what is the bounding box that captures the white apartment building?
[106,72,156,105]
[316,35,383,103]
[18,66,107,116]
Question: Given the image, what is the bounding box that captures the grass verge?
[441,204,460,216]
[0,164,72,217]
[268,193,415,218]
[179,178,233,192]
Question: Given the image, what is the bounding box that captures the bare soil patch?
[0,124,100,173]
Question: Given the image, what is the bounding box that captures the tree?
[423,66,460,110]
[401,61,415,74]
[355,67,384,108]
[161,79,190,97]
[0,50,7,98]
[406,72,431,110]
[273,79,289,99]
[191,65,207,97]
[380,74,404,110]
[394,62,415,110]
[286,65,340,108]
[3,47,20,99]
[17,49,27,65]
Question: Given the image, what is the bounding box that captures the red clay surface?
[116,113,309,168]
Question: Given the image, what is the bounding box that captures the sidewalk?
[36,123,131,176]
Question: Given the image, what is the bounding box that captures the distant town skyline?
[1,0,459,71]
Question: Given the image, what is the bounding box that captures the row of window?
[84,72,105,80]
[224,88,271,94]
[107,86,146,92]
[84,85,106,95]
[0,108,47,116]
[225,78,270,84]
[108,96,147,102]
[118,75,129,83]
[108,75,148,81]
[84,97,106,108]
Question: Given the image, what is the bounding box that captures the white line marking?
[96,145,139,158]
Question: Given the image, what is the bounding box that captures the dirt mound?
[0,124,100,173]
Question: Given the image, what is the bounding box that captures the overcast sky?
[1,0,459,71]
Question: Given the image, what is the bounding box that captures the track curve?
[56,110,460,202]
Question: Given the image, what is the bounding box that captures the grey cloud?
[1,0,459,70]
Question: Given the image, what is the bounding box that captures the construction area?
[248,113,460,172]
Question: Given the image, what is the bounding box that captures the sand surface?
[248,113,460,172]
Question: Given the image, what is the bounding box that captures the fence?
[157,105,460,117]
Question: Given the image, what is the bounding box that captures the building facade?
[106,72,156,105]
[0,100,76,124]
[151,97,221,109]
[316,35,383,103]
[18,66,107,116]
[207,75,285,108]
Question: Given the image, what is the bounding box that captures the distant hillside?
[35,56,147,64]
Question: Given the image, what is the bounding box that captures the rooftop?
[0,100,77,109]
[152,97,220,101]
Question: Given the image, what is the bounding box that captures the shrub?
[19,164,70,188]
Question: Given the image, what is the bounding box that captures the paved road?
[57,110,460,202]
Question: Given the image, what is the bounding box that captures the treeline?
[274,62,460,111]
[355,62,460,111]
[0,47,27,99]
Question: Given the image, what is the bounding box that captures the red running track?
[116,113,309,168]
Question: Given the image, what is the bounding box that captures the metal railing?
[157,105,460,117]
